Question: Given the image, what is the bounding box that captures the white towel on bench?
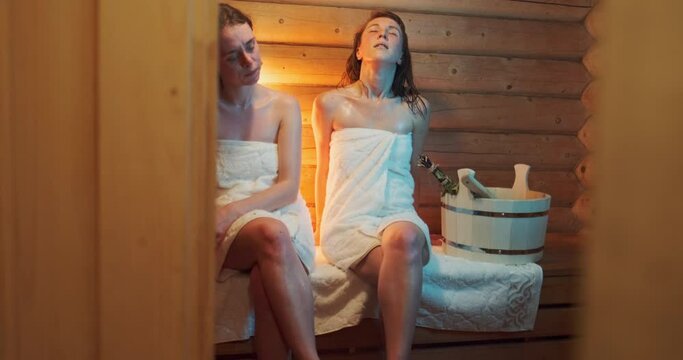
[214,245,543,343]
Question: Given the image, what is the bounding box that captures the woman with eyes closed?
[312,10,431,360]
[214,4,318,359]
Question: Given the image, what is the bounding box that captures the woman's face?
[219,23,262,87]
[356,17,404,65]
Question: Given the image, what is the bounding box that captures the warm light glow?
[258,65,277,85]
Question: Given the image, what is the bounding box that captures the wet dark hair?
[339,10,426,118]
[219,3,253,31]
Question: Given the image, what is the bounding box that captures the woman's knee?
[383,226,425,262]
[249,219,294,263]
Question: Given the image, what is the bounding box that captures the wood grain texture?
[571,192,592,225]
[0,1,13,358]
[2,1,98,359]
[98,0,214,359]
[232,0,591,21]
[575,154,594,188]
[578,118,594,150]
[234,1,591,59]
[580,80,598,114]
[584,3,603,38]
[259,44,591,96]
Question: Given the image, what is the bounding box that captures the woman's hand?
[215,203,241,245]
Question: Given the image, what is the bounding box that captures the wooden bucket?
[441,165,551,264]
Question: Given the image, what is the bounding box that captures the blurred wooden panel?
[98,0,214,359]
[271,85,587,134]
[582,2,683,359]
[1,1,98,359]
[236,1,591,59]
[1,1,13,358]
[260,45,591,96]
[235,0,590,21]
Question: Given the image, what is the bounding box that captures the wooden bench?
[215,233,582,359]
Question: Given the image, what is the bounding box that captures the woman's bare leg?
[353,221,427,360]
[249,265,289,359]
[220,217,318,360]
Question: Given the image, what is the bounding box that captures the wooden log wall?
[224,0,595,234]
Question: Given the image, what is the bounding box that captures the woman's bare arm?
[311,92,335,238]
[411,97,431,173]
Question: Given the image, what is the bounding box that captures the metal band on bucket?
[446,239,544,255]
[441,203,549,218]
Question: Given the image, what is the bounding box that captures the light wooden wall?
[225,0,595,234]
[1,1,215,359]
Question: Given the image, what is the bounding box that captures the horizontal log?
[537,232,583,276]
[584,3,603,38]
[580,81,598,114]
[417,205,581,233]
[270,85,588,134]
[235,1,591,59]
[582,45,600,76]
[300,127,586,170]
[427,92,588,133]
[416,169,582,207]
[571,192,592,224]
[574,154,594,188]
[230,0,591,22]
[578,117,593,150]
[259,44,591,96]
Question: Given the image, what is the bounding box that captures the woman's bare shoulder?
[315,86,356,110]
